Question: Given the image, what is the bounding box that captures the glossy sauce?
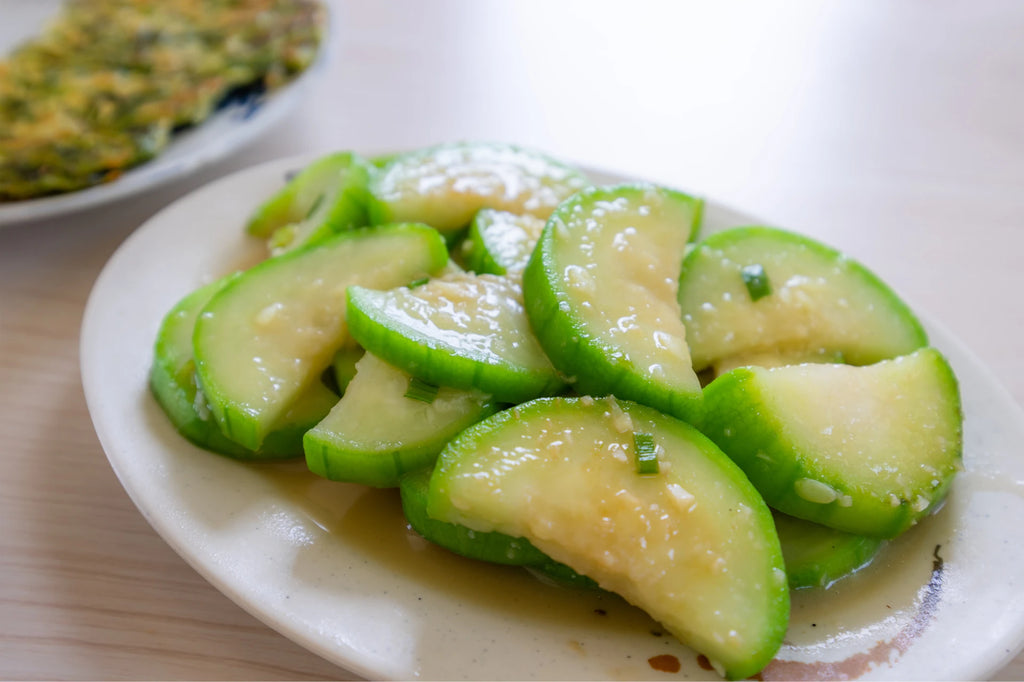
[252,432,958,680]
[256,460,666,638]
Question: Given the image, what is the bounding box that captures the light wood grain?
[2,1,1022,679]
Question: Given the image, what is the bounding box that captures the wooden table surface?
[2,1,1022,679]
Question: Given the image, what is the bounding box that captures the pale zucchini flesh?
[400,465,599,588]
[400,466,550,565]
[329,341,365,395]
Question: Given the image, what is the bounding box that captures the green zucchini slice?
[428,395,789,680]
[366,141,589,234]
[346,271,566,404]
[150,274,338,458]
[523,183,705,423]
[700,347,963,538]
[245,151,373,254]
[193,223,448,450]
[678,226,928,372]
[304,353,499,487]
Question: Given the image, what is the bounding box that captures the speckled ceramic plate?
[0,1,328,227]
[80,154,1024,680]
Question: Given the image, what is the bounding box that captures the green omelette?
[0,0,325,201]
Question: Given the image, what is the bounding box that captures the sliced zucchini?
[700,347,963,538]
[304,353,500,487]
[193,223,448,450]
[150,274,338,459]
[245,151,372,254]
[346,271,566,404]
[461,208,547,275]
[774,512,884,590]
[366,142,589,235]
[523,184,705,424]
[677,226,928,371]
[428,395,789,680]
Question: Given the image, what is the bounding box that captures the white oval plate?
[81,155,1024,680]
[0,1,327,227]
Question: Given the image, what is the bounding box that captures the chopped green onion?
[740,263,771,301]
[404,376,440,403]
[406,276,431,289]
[304,192,325,219]
[268,223,297,250]
[633,432,660,475]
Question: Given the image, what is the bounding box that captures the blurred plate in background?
[0,0,328,227]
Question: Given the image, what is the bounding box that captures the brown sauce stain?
[760,544,946,680]
[649,653,681,673]
[696,654,715,671]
